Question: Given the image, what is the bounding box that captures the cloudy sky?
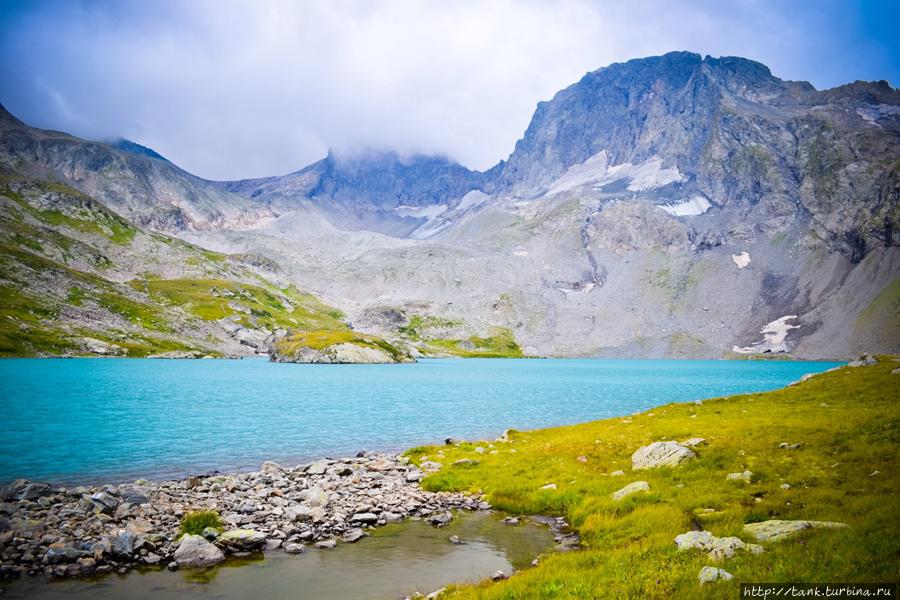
[1,0,898,180]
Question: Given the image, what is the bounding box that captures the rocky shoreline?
[0,452,489,581]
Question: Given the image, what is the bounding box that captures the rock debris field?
[0,453,488,580]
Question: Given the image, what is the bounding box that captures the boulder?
[45,545,87,564]
[632,441,696,469]
[306,460,329,475]
[611,481,650,501]
[89,492,119,514]
[675,531,763,560]
[429,512,452,527]
[2,480,52,502]
[848,354,877,367]
[343,528,367,543]
[285,505,314,522]
[314,539,337,549]
[260,461,284,475]
[216,529,267,552]
[350,512,379,524]
[743,520,849,542]
[725,470,753,483]
[118,485,150,505]
[173,535,225,568]
[698,566,733,584]
[110,531,137,560]
[284,542,305,554]
[303,486,329,508]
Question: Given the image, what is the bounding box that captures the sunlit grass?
[408,360,900,598]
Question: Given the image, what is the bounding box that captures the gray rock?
[675,531,763,560]
[343,528,367,543]
[611,481,649,501]
[44,546,87,564]
[848,354,877,367]
[118,485,150,505]
[260,461,284,475]
[303,486,330,508]
[110,531,137,560]
[285,505,313,522]
[725,470,753,483]
[698,566,733,583]
[173,535,225,568]
[201,527,220,541]
[428,512,452,527]
[743,520,849,542]
[284,542,305,554]
[351,512,379,524]
[448,535,462,544]
[216,529,267,552]
[314,539,337,549]
[3,480,52,502]
[631,442,696,469]
[264,539,282,551]
[89,492,119,514]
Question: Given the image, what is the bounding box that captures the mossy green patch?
[274,329,409,362]
[422,327,524,358]
[132,278,347,331]
[178,510,224,538]
[854,278,900,348]
[410,361,899,598]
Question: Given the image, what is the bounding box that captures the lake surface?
[0,358,841,484]
[1,511,555,600]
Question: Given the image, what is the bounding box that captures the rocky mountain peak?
[110,138,170,163]
[0,103,26,128]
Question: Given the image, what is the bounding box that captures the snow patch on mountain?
[659,195,712,217]
[546,151,684,196]
[732,315,800,354]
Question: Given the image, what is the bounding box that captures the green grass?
[178,510,224,538]
[133,278,347,331]
[854,278,900,347]
[4,183,137,245]
[408,360,900,598]
[421,327,524,358]
[274,329,409,362]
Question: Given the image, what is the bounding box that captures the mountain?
[110,138,170,162]
[1,52,897,359]
[0,104,296,232]
[223,150,496,237]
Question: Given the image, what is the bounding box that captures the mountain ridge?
[1,52,897,359]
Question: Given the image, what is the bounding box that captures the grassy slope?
[273,329,409,362]
[0,182,352,357]
[408,361,899,598]
[399,315,524,358]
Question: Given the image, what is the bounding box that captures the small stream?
[2,512,555,599]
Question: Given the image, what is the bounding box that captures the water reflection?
[3,512,555,600]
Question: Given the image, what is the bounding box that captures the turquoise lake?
[0,358,842,484]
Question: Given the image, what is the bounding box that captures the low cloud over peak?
[1,0,897,180]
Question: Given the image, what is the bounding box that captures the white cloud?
[0,0,896,179]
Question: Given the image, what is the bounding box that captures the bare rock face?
[173,535,225,568]
[632,442,696,469]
